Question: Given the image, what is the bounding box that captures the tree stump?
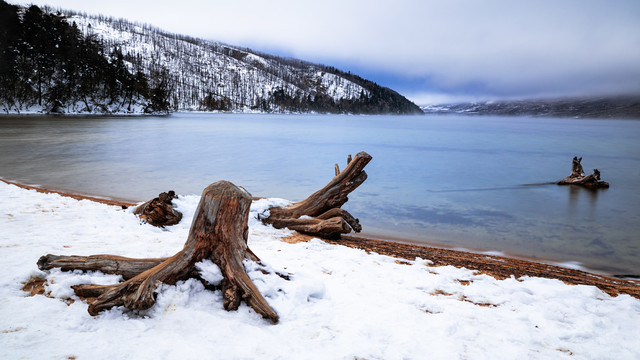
[261,151,372,238]
[39,181,279,322]
[134,190,182,227]
[558,157,609,189]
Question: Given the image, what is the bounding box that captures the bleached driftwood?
[261,151,371,239]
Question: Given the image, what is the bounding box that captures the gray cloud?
[13,0,640,102]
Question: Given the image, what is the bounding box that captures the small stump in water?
[557,156,609,189]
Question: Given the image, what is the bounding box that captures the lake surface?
[1,113,639,275]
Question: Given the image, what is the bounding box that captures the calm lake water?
[1,113,639,275]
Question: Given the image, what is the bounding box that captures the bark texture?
[39,181,279,322]
[134,190,182,226]
[38,254,165,280]
[262,151,372,238]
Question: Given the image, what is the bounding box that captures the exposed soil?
[282,232,639,299]
[22,275,76,305]
[331,235,640,299]
[22,276,46,297]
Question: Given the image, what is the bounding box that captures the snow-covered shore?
[1,181,639,359]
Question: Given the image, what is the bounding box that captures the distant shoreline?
[3,177,638,299]
[0,112,170,117]
[420,95,640,120]
[0,110,424,117]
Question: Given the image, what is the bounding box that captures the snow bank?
[1,181,639,359]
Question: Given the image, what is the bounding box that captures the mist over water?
[1,113,639,275]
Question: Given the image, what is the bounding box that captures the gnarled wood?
[42,181,278,322]
[558,157,609,189]
[134,190,182,226]
[262,151,371,238]
[570,156,585,178]
[38,254,165,280]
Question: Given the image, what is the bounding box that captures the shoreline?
[0,178,138,207]
[1,177,597,274]
[2,177,638,299]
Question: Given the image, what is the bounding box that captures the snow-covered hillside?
[66,12,419,113]
[0,2,421,114]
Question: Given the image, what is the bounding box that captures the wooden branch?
[316,208,361,232]
[38,254,165,280]
[266,216,351,239]
[263,151,371,238]
[270,151,371,219]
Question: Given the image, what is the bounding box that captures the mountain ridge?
[421,96,640,119]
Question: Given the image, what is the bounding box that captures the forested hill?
[0,1,165,114]
[0,2,422,115]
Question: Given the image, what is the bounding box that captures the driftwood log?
[557,156,609,189]
[38,255,165,280]
[261,151,372,238]
[134,190,182,226]
[38,181,279,322]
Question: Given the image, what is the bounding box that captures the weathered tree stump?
[134,190,182,226]
[558,157,609,189]
[261,151,372,238]
[38,181,279,322]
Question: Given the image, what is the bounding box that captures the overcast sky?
[12,0,640,104]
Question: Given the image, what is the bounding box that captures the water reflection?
[567,185,602,219]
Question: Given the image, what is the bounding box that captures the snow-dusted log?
[134,190,182,227]
[262,151,371,238]
[38,254,165,280]
[557,157,609,189]
[42,181,278,322]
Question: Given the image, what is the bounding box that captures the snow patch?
[195,260,224,286]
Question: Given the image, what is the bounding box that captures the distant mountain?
[0,2,422,115]
[421,96,640,119]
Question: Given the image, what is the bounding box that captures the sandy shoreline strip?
[1,178,137,207]
[3,178,638,299]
